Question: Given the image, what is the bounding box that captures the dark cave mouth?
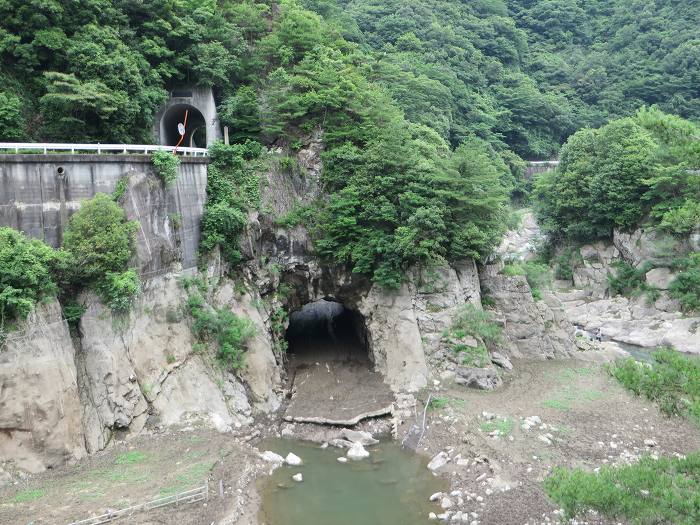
[284,300,370,366]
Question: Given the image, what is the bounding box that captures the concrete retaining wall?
[0,155,208,273]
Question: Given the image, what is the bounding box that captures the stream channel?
[257,438,448,525]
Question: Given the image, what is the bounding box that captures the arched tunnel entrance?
[161,104,207,147]
[282,299,394,426]
[285,300,370,366]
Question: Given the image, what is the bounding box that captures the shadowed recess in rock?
[285,300,369,366]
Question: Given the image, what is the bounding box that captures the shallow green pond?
[257,439,448,525]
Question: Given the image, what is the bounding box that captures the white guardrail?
[0,143,208,156]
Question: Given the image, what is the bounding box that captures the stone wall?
[0,154,207,273]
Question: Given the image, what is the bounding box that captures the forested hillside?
[2,1,698,155]
[0,0,697,288]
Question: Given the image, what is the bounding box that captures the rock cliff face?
[0,302,86,473]
[0,146,578,475]
[479,262,574,359]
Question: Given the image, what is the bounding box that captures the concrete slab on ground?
[284,361,394,426]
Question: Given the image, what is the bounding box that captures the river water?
[257,439,448,525]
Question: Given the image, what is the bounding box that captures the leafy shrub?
[607,261,660,302]
[452,343,490,367]
[62,302,86,328]
[553,246,581,281]
[669,253,700,312]
[186,287,255,368]
[274,204,315,228]
[544,453,700,525]
[62,194,137,282]
[660,200,700,235]
[200,141,263,265]
[449,303,501,345]
[609,348,700,424]
[112,176,129,202]
[97,269,140,312]
[501,261,552,300]
[0,92,25,141]
[0,228,60,327]
[200,202,247,264]
[151,150,180,186]
[61,193,139,311]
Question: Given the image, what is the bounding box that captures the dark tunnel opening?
[285,300,370,367]
[161,104,206,147]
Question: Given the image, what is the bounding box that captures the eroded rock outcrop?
[0,301,86,473]
[479,262,574,359]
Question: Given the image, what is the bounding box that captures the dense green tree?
[534,109,700,243]
[0,92,25,140]
[59,194,140,312]
[0,228,61,327]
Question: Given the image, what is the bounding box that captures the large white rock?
[645,268,676,290]
[340,429,379,446]
[0,301,87,473]
[260,451,285,463]
[346,442,370,460]
[427,452,449,471]
[285,452,303,466]
[292,473,303,482]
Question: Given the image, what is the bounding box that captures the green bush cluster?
[200,141,264,266]
[185,281,255,368]
[534,109,700,243]
[448,303,501,346]
[61,194,140,311]
[607,261,660,303]
[0,194,140,334]
[609,348,700,424]
[669,253,700,312]
[544,453,700,525]
[151,151,180,187]
[0,228,60,328]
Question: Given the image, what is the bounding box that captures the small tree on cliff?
[61,193,140,311]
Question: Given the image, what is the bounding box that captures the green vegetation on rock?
[61,194,140,311]
[0,227,60,328]
[201,141,264,265]
[669,253,700,312]
[183,277,256,368]
[151,151,180,187]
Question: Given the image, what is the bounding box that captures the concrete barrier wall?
[0,155,208,273]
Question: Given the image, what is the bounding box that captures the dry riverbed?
[406,358,700,525]
[2,358,698,525]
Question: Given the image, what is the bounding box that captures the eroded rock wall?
[479,262,574,359]
[0,302,86,473]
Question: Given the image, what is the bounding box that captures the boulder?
[292,473,303,482]
[645,268,675,290]
[261,451,285,464]
[490,352,513,370]
[346,442,370,460]
[455,368,502,390]
[427,452,449,471]
[340,429,379,446]
[285,452,303,466]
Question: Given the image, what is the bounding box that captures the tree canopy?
[533,108,700,243]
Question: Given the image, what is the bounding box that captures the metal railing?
[67,482,208,525]
[527,160,560,166]
[0,143,208,156]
